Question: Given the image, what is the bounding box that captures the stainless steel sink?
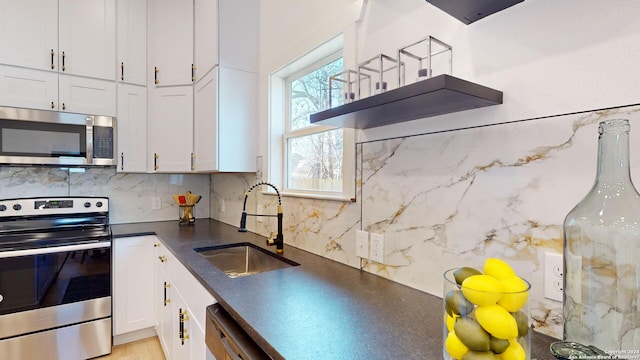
[194,243,299,278]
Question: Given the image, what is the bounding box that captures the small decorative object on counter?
[328,70,371,108]
[397,35,452,86]
[549,341,608,360]
[563,119,640,351]
[443,258,531,360]
[173,191,201,225]
[357,53,403,97]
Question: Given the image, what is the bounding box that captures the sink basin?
[194,243,299,278]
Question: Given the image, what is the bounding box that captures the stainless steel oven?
[0,197,112,360]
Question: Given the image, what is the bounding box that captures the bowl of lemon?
[443,258,531,360]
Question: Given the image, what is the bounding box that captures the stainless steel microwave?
[0,106,116,166]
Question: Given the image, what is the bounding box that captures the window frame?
[269,38,355,202]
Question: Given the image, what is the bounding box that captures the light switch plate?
[355,230,369,259]
[370,233,385,263]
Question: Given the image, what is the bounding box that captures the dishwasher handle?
[206,304,271,360]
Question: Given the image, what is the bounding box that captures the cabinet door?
[59,74,116,116]
[113,236,155,335]
[194,0,218,82]
[0,0,58,71]
[156,268,175,360]
[0,65,58,111]
[148,86,193,172]
[117,84,147,172]
[193,67,218,172]
[116,0,146,86]
[218,0,258,73]
[148,0,194,87]
[189,320,207,360]
[59,0,116,80]
[172,288,191,360]
[217,66,257,172]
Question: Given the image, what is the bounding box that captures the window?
[270,36,354,200]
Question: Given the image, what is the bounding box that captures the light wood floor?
[98,337,165,360]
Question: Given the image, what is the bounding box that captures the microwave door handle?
[0,242,110,259]
[86,116,94,164]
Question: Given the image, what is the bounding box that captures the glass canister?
[443,268,531,360]
[563,119,640,350]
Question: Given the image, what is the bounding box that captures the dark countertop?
[112,219,557,360]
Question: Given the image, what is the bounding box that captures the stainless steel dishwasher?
[206,304,271,360]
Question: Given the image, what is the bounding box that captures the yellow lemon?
[445,330,469,359]
[461,275,504,306]
[483,258,516,280]
[445,312,458,332]
[499,339,526,360]
[475,304,518,339]
[497,276,529,312]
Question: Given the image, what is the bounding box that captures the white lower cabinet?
[114,236,215,360]
[113,235,155,336]
[154,239,216,360]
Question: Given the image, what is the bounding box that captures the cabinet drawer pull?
[61,51,66,71]
[158,255,167,262]
[191,64,196,82]
[154,243,160,247]
[154,67,159,84]
[50,101,55,109]
[50,49,55,69]
[191,153,195,171]
[120,152,124,171]
[154,153,159,171]
[62,103,66,110]
[163,281,170,306]
[121,62,124,81]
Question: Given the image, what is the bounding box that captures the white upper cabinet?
[218,0,258,73]
[148,0,194,87]
[0,0,58,71]
[0,65,58,111]
[59,0,116,80]
[59,74,116,116]
[117,84,147,172]
[193,0,218,81]
[148,86,193,172]
[116,0,146,86]
[194,66,256,172]
[193,0,258,82]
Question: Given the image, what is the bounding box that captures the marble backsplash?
[0,167,210,224]
[211,104,640,339]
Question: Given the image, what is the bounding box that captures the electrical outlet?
[151,196,161,210]
[544,252,563,302]
[355,230,369,259]
[370,233,385,263]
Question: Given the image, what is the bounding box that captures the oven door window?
[0,245,110,316]
[0,119,86,158]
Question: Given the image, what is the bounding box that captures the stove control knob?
[0,205,6,211]
[84,202,91,208]
[13,204,21,211]
[96,201,103,208]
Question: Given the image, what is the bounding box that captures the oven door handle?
[0,242,110,258]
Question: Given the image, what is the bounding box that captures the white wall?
[258,0,640,145]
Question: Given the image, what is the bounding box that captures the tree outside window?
[286,56,344,192]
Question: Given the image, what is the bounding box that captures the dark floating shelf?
[425,0,524,25]
[310,74,503,130]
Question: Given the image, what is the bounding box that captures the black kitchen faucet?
[238,181,284,254]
